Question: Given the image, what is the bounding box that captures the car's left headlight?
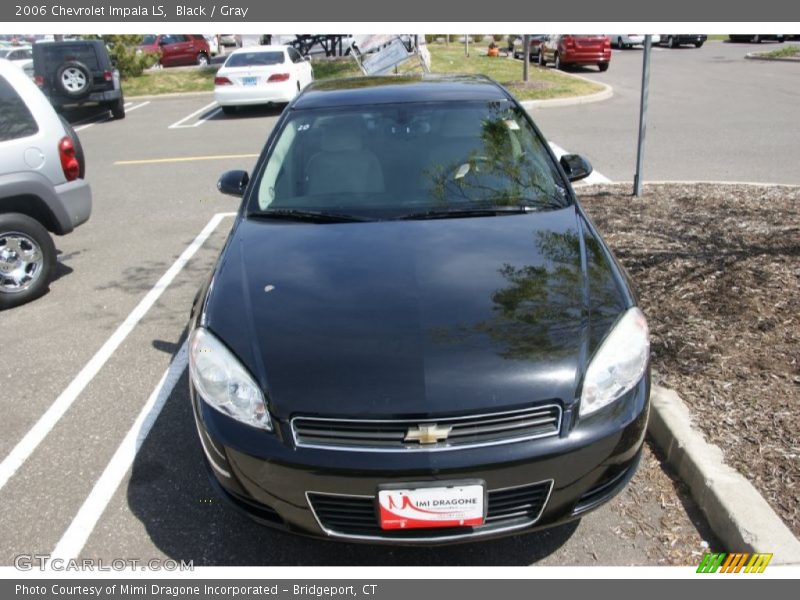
[579,307,649,417]
[189,327,272,431]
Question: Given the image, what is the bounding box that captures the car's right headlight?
[579,307,650,417]
[189,327,272,431]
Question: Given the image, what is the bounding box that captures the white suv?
[0,59,91,309]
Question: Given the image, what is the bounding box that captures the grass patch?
[706,34,728,41]
[425,44,603,101]
[309,57,362,80]
[123,44,604,101]
[122,67,218,96]
[759,44,800,58]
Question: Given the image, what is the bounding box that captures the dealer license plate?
[242,77,257,86]
[378,482,485,530]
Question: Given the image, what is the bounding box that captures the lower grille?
[307,480,552,540]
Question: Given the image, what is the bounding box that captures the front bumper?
[191,376,649,545]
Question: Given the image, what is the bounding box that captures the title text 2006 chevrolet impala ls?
[188,75,650,543]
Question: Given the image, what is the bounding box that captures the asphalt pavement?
[530,39,800,184]
[5,42,790,566]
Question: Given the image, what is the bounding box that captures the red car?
[139,34,211,67]
[539,35,611,71]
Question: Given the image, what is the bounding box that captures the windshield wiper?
[248,209,374,223]
[396,204,542,221]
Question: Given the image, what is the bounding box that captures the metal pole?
[465,34,469,57]
[523,35,530,82]
[634,35,652,197]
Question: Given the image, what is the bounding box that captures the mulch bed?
[578,183,799,537]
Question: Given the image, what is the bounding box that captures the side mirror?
[217,170,249,197]
[560,154,593,182]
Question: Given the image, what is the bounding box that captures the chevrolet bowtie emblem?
[404,423,452,445]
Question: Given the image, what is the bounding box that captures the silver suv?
[0,59,92,309]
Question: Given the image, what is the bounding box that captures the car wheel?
[196,53,209,66]
[694,41,704,48]
[753,35,761,43]
[110,97,125,120]
[668,36,678,49]
[598,62,609,72]
[554,52,563,70]
[0,214,56,310]
[538,50,545,67]
[617,37,623,48]
[56,62,92,98]
[221,106,236,115]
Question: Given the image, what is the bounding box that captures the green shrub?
[472,34,485,43]
[102,34,159,79]
[492,34,505,42]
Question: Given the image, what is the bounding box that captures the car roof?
[293,74,510,109]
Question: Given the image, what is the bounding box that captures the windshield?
[141,35,157,45]
[225,51,285,67]
[249,100,568,220]
[0,50,9,58]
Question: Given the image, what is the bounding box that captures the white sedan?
[214,45,313,114]
[609,34,661,48]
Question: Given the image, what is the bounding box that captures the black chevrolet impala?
[188,75,650,544]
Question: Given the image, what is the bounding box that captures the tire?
[598,62,609,72]
[538,50,545,67]
[753,35,761,43]
[110,96,125,120]
[554,52,563,70]
[694,41,704,48]
[196,53,209,66]
[58,116,86,179]
[617,37,623,48]
[0,214,56,310]
[56,61,92,98]
[221,105,236,115]
[668,36,678,49]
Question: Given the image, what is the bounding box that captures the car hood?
[204,207,628,421]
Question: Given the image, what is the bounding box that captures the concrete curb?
[648,385,800,565]
[126,90,214,102]
[520,71,613,109]
[745,52,800,62]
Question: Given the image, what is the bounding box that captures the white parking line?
[548,141,612,185]
[193,107,222,127]
[0,212,236,494]
[72,101,150,132]
[168,101,219,129]
[125,100,151,113]
[52,341,188,560]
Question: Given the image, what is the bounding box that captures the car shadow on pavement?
[126,366,580,566]
[215,105,286,121]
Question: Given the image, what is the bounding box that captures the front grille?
[292,404,561,451]
[307,480,552,540]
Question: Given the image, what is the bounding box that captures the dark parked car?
[539,35,611,71]
[32,40,125,119]
[728,35,785,43]
[658,35,707,48]
[139,34,210,67]
[189,75,650,544]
